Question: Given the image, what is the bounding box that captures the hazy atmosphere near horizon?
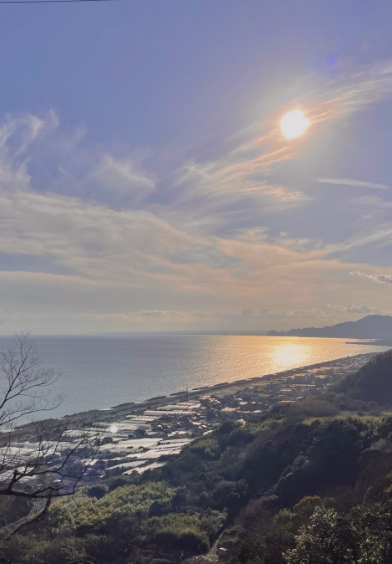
[2,0,392,334]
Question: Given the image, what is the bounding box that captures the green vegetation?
[51,482,176,530]
[3,351,392,563]
[336,348,392,404]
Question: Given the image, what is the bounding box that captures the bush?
[86,485,108,499]
[145,513,210,553]
[50,482,176,531]
[291,397,337,417]
[189,436,220,459]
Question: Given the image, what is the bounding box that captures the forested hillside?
[3,351,392,563]
[336,348,392,404]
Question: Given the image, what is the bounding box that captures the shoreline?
[11,350,387,482]
[43,350,380,428]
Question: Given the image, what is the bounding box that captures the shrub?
[145,513,210,553]
[189,436,220,459]
[86,485,108,499]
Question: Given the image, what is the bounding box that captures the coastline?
[11,350,386,483]
[346,339,392,347]
[55,350,379,427]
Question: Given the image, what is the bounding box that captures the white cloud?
[92,154,155,202]
[0,104,391,333]
[351,271,392,284]
[0,110,58,157]
[0,111,240,286]
[175,157,310,223]
[0,187,244,284]
[317,178,391,190]
[324,226,392,256]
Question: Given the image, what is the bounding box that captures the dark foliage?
[6,351,392,563]
[336,348,392,404]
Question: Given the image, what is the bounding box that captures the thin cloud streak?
[92,154,155,202]
[326,227,392,254]
[318,178,391,190]
[3,57,392,332]
[174,59,392,227]
[351,271,392,285]
[248,60,392,161]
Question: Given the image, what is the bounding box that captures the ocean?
[0,334,388,419]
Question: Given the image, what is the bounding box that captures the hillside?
[268,314,392,339]
[4,350,392,564]
[5,351,392,564]
[336,348,392,404]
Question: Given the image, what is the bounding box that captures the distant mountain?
[336,348,392,405]
[267,315,392,339]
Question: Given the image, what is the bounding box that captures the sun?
[280,109,310,139]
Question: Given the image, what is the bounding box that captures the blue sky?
[1,0,392,333]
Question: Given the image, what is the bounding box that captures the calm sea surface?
[0,335,388,419]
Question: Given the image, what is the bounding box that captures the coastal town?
[62,351,380,483]
[2,350,385,500]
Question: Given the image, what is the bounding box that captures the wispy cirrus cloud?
[176,159,309,221]
[317,178,391,190]
[323,226,392,257]
[291,60,392,130]
[0,110,241,288]
[91,154,155,204]
[171,60,392,233]
[0,110,58,156]
[220,62,392,170]
[3,59,392,334]
[351,271,392,284]
[172,136,310,231]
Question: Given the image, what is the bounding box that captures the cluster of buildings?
[77,352,375,481]
[2,352,377,492]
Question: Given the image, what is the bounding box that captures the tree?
[283,508,358,564]
[0,334,100,535]
[284,504,392,564]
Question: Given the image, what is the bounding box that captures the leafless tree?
[0,334,101,536]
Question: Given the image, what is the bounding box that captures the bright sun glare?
[280,109,310,139]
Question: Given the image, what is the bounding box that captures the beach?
[5,334,386,420]
[17,350,379,483]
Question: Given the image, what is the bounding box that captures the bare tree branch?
[0,334,102,537]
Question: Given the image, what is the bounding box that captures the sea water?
[0,334,387,419]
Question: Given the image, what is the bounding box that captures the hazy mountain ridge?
[268,314,392,339]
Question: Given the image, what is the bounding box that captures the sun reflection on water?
[271,341,309,371]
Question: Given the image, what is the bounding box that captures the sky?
[1,0,392,334]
